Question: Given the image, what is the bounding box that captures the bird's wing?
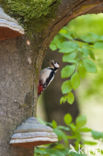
[44,71,55,88]
[40,68,52,84]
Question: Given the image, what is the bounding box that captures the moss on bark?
[1,0,61,33]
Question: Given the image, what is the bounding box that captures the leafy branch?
[35,114,103,156]
[49,26,101,104]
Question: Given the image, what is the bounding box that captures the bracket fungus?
[0,7,24,40]
[10,117,58,148]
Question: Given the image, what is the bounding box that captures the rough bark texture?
[0,0,103,156]
[0,38,35,156]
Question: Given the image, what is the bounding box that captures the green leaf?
[50,36,63,50]
[54,129,64,140]
[59,27,73,39]
[94,42,103,49]
[71,72,80,90]
[68,135,76,139]
[50,43,57,51]
[35,148,47,155]
[60,33,73,40]
[60,92,74,104]
[91,130,103,139]
[46,148,66,156]
[61,80,72,94]
[59,28,73,40]
[80,33,100,43]
[79,127,91,132]
[84,140,97,145]
[59,41,78,53]
[52,120,57,129]
[60,96,67,104]
[81,47,95,60]
[67,92,74,104]
[69,123,76,132]
[88,49,95,60]
[63,53,77,63]
[80,47,89,57]
[78,64,86,78]
[83,58,97,73]
[68,151,86,156]
[59,27,67,34]
[54,129,68,145]
[54,144,65,150]
[61,65,75,78]
[64,113,72,125]
[76,115,87,127]
[58,126,70,131]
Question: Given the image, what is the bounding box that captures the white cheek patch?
[54,62,59,68]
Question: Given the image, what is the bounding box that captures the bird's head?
[50,60,60,70]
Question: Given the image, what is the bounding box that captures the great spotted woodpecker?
[38,60,60,95]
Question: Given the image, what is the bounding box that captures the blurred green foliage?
[50,28,97,104]
[35,114,103,156]
[50,14,103,104]
[68,14,103,100]
[68,14,103,36]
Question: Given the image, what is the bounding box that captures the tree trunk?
[0,0,103,156]
[0,38,35,156]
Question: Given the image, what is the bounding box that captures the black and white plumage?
[38,60,60,95]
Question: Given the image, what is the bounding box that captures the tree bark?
[0,38,35,156]
[0,0,103,156]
